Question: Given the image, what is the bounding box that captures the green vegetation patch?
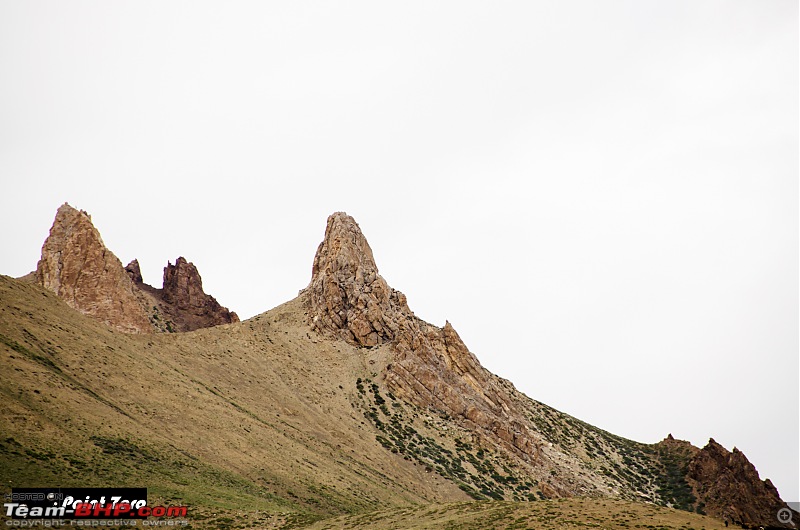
[356,379,539,502]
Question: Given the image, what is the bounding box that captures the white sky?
[1,0,797,503]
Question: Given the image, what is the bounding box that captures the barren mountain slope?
[0,275,469,527]
[0,278,768,530]
[306,212,795,529]
[1,209,794,530]
[303,498,733,530]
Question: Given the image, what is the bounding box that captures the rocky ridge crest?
[307,211,796,527]
[156,257,239,332]
[308,213,584,491]
[687,439,795,528]
[35,204,153,333]
[33,203,237,333]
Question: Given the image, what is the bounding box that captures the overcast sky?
[1,0,797,503]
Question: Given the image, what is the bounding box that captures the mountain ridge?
[28,203,238,333]
[305,211,794,527]
[1,206,794,529]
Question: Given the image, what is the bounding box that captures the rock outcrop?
[307,212,796,526]
[308,213,542,460]
[309,212,412,346]
[686,438,796,528]
[653,435,797,528]
[159,257,239,332]
[35,203,237,334]
[35,203,153,333]
[125,259,143,284]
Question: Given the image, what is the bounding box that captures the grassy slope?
[305,499,730,530]
[0,276,721,529]
[0,275,464,528]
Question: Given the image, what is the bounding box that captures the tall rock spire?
[307,212,542,460]
[308,212,412,347]
[35,203,153,333]
[160,257,239,331]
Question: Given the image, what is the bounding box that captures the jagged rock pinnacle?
[308,212,412,347]
[163,257,206,308]
[160,257,239,331]
[125,259,143,284]
[307,212,543,461]
[685,438,793,528]
[34,204,238,334]
[35,203,153,333]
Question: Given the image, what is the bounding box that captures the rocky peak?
[163,257,206,308]
[307,212,543,460]
[308,212,412,347]
[125,259,143,284]
[686,438,796,528]
[656,434,699,457]
[34,204,238,334]
[311,212,379,282]
[159,257,239,331]
[35,203,153,333]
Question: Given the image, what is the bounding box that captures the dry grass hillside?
[0,275,467,527]
[0,274,783,529]
[305,498,731,530]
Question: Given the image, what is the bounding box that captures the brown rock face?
[686,438,796,528]
[35,204,238,334]
[309,212,411,347]
[159,257,239,332]
[35,204,153,333]
[125,259,143,284]
[307,212,542,460]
